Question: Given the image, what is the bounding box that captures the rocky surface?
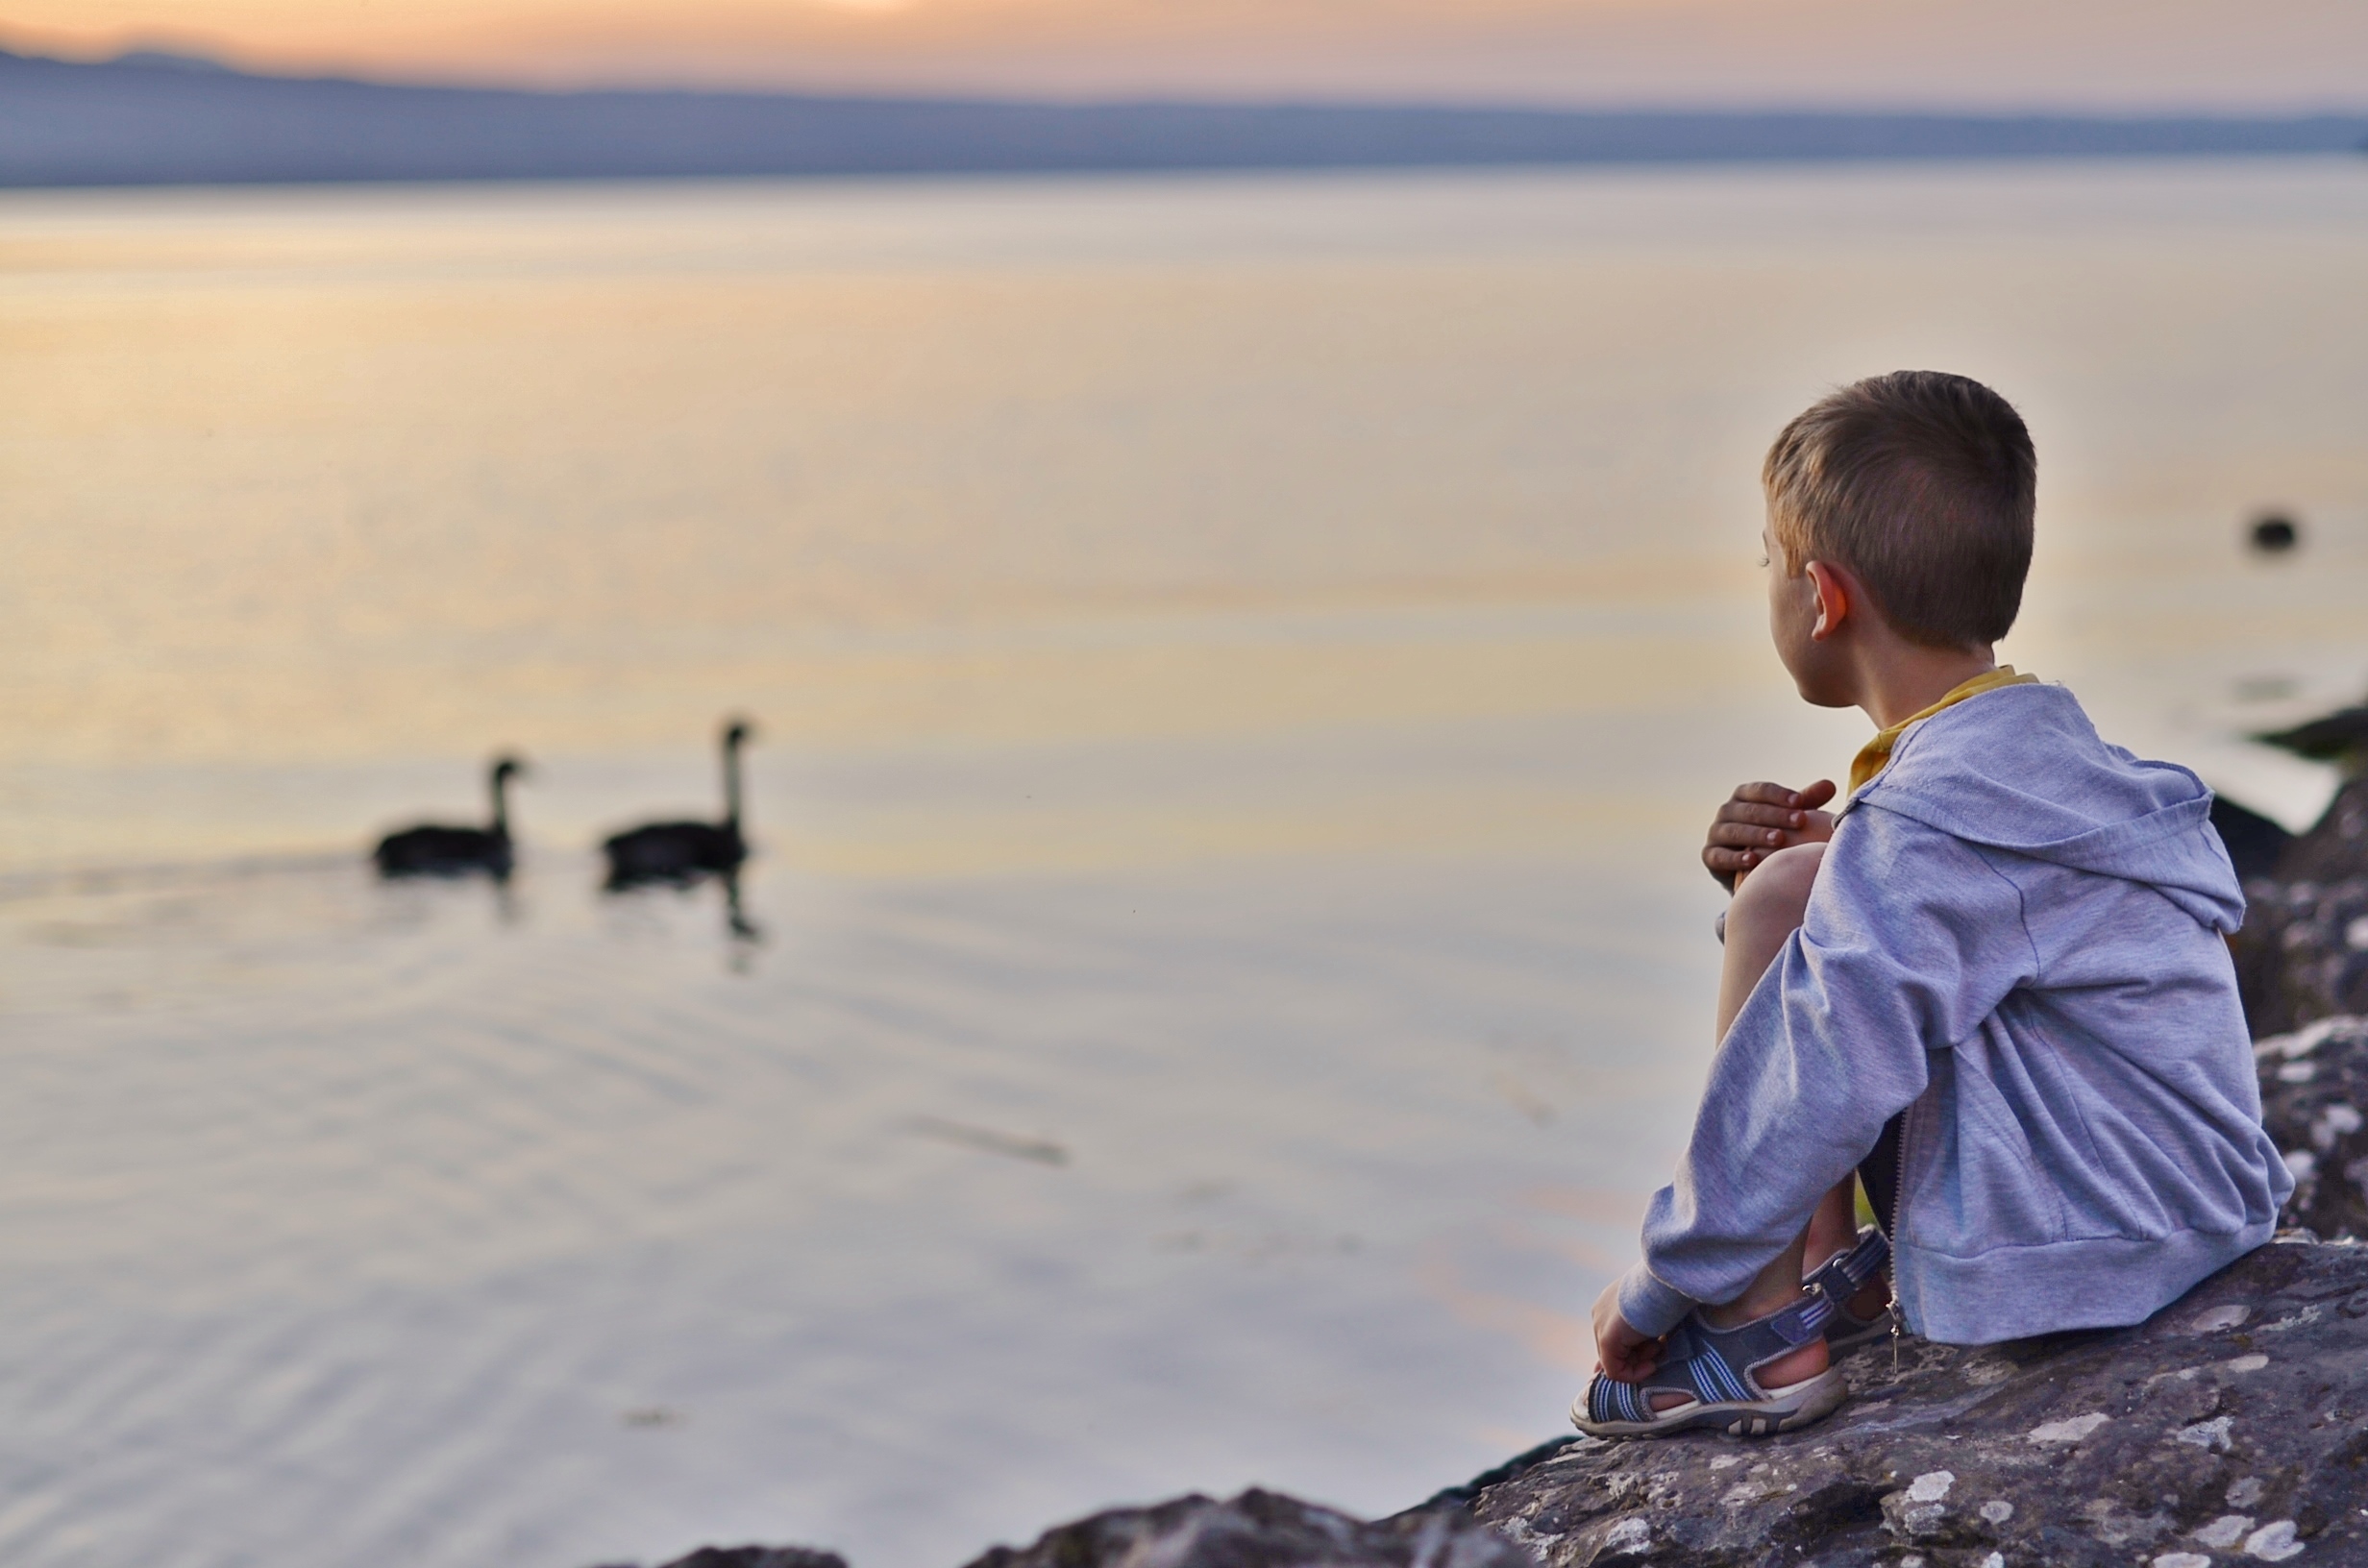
[968,1489,1537,1568]
[2258,1017,2368,1241]
[1415,773,2368,1568]
[1457,1238,2368,1567]
[2236,768,2368,1240]
[604,1242,2368,1568]
[593,1492,1537,1568]
[2229,778,2368,1040]
[632,1552,849,1568]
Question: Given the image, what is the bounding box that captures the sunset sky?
[4,0,2365,110]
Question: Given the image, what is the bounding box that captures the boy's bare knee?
[1732,842,1825,936]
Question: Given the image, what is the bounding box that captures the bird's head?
[491,755,530,783]
[724,718,757,748]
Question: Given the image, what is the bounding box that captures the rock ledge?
[1459,1238,2368,1567]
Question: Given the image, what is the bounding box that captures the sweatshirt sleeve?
[1618,805,2038,1335]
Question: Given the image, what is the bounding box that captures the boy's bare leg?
[1649,844,1837,1407]
[1728,854,1892,1316]
[1714,843,1823,1041]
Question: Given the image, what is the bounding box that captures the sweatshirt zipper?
[1888,1108,1911,1371]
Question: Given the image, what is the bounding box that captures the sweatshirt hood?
[1850,682,2245,932]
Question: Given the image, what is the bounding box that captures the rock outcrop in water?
[968,1489,1535,1568]
[636,1552,850,1568]
[606,1493,1532,1568]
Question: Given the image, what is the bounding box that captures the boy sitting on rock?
[1576,371,2293,1437]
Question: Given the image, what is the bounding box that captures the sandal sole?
[1569,1366,1849,1439]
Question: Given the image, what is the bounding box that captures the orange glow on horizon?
[3,0,2363,109]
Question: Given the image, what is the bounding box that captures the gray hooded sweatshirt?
[1618,681,2292,1345]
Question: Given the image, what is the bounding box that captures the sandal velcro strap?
[1808,1226,1890,1300]
[1805,1226,1893,1349]
[1591,1293,1833,1418]
[1661,1292,1833,1381]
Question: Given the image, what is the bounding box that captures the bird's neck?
[489,772,511,838]
[722,743,743,831]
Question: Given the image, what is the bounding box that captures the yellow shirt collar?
[1848,667,2039,796]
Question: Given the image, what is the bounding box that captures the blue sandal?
[1805,1225,1893,1353]
[1572,1293,1849,1438]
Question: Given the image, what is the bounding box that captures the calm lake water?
[3,159,2367,1568]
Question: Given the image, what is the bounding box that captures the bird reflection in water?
[601,719,763,945]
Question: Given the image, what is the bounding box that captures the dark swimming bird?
[602,720,754,889]
[373,756,528,879]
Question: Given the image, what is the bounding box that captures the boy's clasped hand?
[1700,779,1836,891]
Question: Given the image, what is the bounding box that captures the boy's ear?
[1805,560,1850,641]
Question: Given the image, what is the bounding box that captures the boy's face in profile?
[1762,514,1842,707]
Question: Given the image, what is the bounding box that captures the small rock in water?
[2250,514,2301,553]
[621,1407,684,1429]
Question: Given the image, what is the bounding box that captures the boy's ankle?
[1804,1219,1860,1267]
[1701,1286,1805,1331]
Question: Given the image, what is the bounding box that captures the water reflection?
[0,839,1662,1568]
[596,861,765,952]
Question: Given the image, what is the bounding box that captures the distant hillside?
[3,49,2365,187]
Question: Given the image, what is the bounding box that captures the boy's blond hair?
[1764,371,2035,649]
